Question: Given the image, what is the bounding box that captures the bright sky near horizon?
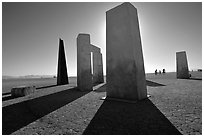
[2,2,202,76]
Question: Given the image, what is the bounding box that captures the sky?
[2,2,202,76]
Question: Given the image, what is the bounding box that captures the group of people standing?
[155,69,165,75]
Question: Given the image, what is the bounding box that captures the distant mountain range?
[2,75,56,79]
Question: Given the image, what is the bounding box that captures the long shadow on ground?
[188,77,202,81]
[2,95,17,101]
[93,84,106,92]
[146,80,165,87]
[83,86,181,134]
[177,77,202,81]
[93,80,165,93]
[2,87,91,135]
[2,92,11,96]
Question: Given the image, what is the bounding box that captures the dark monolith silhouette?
[176,51,189,79]
[57,38,69,85]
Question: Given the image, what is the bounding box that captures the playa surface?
[2,72,202,135]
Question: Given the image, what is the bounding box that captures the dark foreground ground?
[2,72,202,135]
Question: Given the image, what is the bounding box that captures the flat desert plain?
[2,71,202,135]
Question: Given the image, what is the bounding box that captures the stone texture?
[90,44,100,53]
[98,53,104,83]
[11,86,36,97]
[106,2,147,101]
[90,45,104,84]
[77,34,104,91]
[176,51,190,79]
[57,38,69,85]
[92,52,100,84]
[77,34,93,91]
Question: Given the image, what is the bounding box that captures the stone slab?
[98,53,104,83]
[90,44,101,53]
[93,52,100,84]
[106,2,147,101]
[92,51,104,84]
[57,38,69,85]
[11,86,36,97]
[77,34,93,91]
[176,51,190,79]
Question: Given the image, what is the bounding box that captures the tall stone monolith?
[106,2,147,101]
[77,34,93,91]
[98,53,104,83]
[90,44,104,84]
[176,51,190,79]
[57,38,69,85]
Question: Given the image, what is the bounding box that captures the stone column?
[93,52,100,84]
[106,2,147,101]
[176,51,190,79]
[77,34,93,91]
[98,53,104,83]
[90,44,104,85]
[57,38,69,85]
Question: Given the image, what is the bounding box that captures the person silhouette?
[155,69,158,75]
[162,69,166,74]
[159,70,161,74]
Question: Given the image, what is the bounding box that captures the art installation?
[90,44,104,84]
[176,51,190,79]
[106,2,147,101]
[77,34,104,91]
[57,38,69,85]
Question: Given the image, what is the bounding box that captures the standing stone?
[57,38,69,85]
[98,53,104,83]
[77,34,93,91]
[106,2,147,101]
[90,44,104,84]
[176,51,190,79]
[93,52,100,84]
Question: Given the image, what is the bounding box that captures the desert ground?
[2,71,202,135]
